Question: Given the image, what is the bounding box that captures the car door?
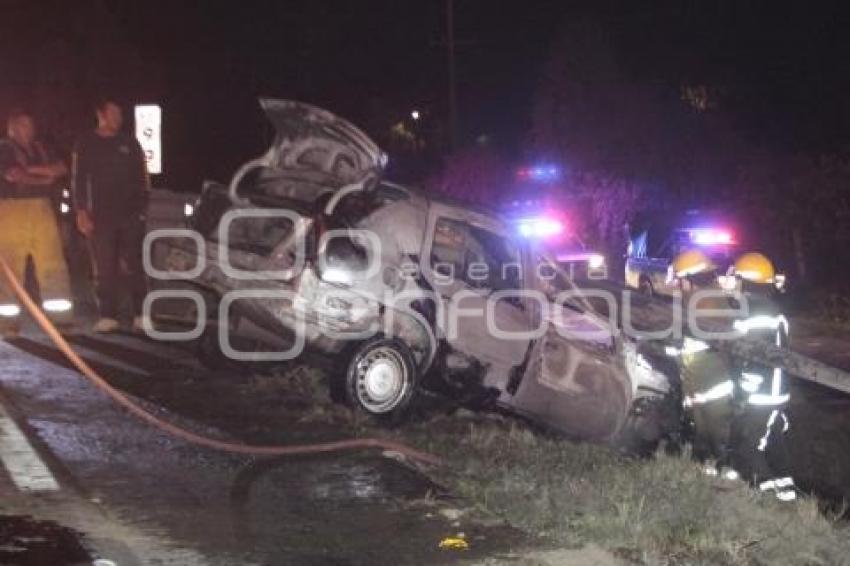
[420,204,533,392]
[645,229,678,296]
[625,230,649,288]
[503,259,632,441]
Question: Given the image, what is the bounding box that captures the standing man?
[71,98,149,333]
[0,110,74,335]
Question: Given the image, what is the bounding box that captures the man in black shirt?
[0,110,73,335]
[71,98,149,333]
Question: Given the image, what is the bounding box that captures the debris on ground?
[439,533,469,551]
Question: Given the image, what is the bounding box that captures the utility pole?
[446,0,457,151]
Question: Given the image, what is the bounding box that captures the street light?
[411,109,421,121]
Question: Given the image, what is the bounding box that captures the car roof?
[381,182,506,228]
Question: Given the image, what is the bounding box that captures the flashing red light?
[516,165,560,182]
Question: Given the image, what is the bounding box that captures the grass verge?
[272,367,850,564]
[400,412,850,565]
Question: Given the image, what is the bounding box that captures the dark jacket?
[71,131,148,220]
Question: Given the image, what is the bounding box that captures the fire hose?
[0,257,441,466]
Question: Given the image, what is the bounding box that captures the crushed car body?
[155,99,683,450]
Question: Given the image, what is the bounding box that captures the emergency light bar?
[556,252,606,269]
[689,228,735,246]
[516,165,560,182]
[516,217,564,238]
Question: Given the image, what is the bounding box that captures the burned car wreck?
[156,99,682,451]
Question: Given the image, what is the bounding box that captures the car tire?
[344,337,418,420]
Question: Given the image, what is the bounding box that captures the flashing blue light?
[517,165,561,182]
[689,228,735,246]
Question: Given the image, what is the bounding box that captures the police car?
[624,210,786,296]
[500,195,607,281]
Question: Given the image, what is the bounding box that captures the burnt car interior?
[430,218,521,293]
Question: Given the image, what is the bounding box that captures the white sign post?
[134,104,162,175]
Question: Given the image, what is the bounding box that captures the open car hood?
[259,99,387,189]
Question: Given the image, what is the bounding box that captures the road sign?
[135,104,162,175]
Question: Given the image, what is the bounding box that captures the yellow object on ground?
[438,534,469,551]
[0,198,72,321]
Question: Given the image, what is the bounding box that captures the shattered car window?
[536,256,617,317]
[468,224,522,291]
[538,258,574,297]
[538,257,584,309]
[431,219,467,277]
[430,218,521,291]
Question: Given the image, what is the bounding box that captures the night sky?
[2,0,850,190]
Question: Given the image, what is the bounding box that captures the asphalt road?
[0,329,526,566]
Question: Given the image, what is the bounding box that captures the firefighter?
[727,252,796,501]
[71,98,149,333]
[669,249,738,479]
[0,110,73,335]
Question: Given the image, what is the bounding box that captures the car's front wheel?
[345,337,417,420]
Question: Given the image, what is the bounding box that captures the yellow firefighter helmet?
[672,249,716,278]
[734,252,775,284]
